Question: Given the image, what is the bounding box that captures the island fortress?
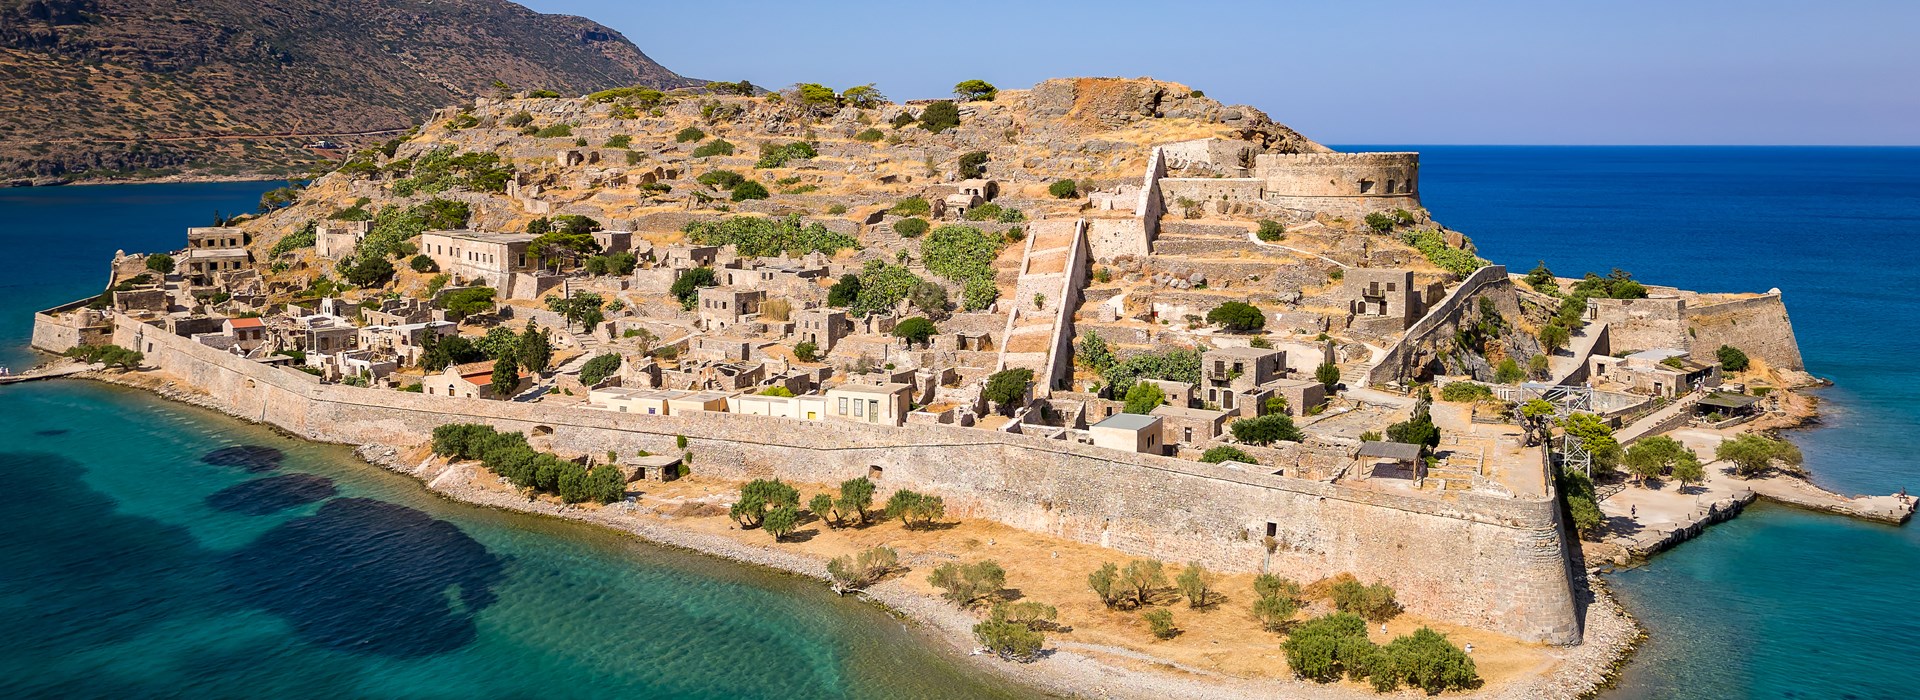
[30,77,1815,648]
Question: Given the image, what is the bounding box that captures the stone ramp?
[995,219,1090,394]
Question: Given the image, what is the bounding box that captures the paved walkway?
[0,360,98,385]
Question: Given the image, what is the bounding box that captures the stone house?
[590,230,632,255]
[223,317,268,350]
[183,227,251,285]
[315,221,371,260]
[1589,349,1721,398]
[358,320,457,366]
[824,382,913,427]
[1342,268,1422,334]
[1090,413,1163,454]
[1151,405,1231,446]
[730,392,832,421]
[1200,346,1284,410]
[794,308,850,353]
[417,230,536,288]
[421,360,527,400]
[697,288,765,332]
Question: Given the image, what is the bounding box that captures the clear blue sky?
[520,0,1918,145]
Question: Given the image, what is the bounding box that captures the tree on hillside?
[1539,323,1571,354]
[1207,301,1266,332]
[1623,436,1697,487]
[982,368,1033,416]
[517,322,552,373]
[892,316,937,347]
[953,80,998,102]
[146,253,175,275]
[1717,345,1751,372]
[1315,360,1341,392]
[837,477,877,526]
[546,291,606,332]
[1122,381,1165,415]
[489,355,519,398]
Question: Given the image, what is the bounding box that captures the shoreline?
[70,367,1641,700]
[6,173,289,188]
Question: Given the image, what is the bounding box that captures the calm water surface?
[1370,146,1920,700]
[0,183,1030,699]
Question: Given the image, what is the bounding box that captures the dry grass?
[462,469,1560,690]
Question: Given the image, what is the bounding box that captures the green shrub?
[675,126,706,143]
[755,141,818,168]
[893,217,929,237]
[1230,413,1302,445]
[1256,219,1285,241]
[953,79,998,101]
[409,254,437,273]
[890,196,932,216]
[682,215,859,257]
[1330,578,1401,622]
[730,181,769,201]
[692,139,736,158]
[889,111,917,129]
[920,225,1006,283]
[1143,609,1178,639]
[1439,382,1494,402]
[957,151,990,179]
[973,618,1043,661]
[1717,345,1751,372]
[1206,301,1265,332]
[1282,612,1379,684]
[1400,228,1487,277]
[579,353,623,386]
[1371,627,1480,694]
[1048,179,1078,199]
[697,169,746,189]
[854,128,885,142]
[919,100,960,133]
[534,124,573,138]
[1200,446,1256,464]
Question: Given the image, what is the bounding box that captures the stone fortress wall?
[1255,151,1422,219]
[38,310,1584,645]
[1586,293,1804,371]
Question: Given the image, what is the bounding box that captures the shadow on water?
[32,429,68,437]
[0,452,210,651]
[201,445,286,473]
[221,497,506,657]
[205,474,338,515]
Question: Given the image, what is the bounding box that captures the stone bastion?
[1255,151,1422,218]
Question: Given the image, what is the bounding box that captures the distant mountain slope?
[0,0,699,183]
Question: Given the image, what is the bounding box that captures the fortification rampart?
[1255,151,1421,218]
[36,310,1580,644]
[1586,297,1688,355]
[1367,265,1511,386]
[1685,294,1803,371]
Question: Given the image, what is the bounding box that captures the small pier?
[0,361,97,386]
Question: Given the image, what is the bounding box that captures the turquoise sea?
[0,183,1029,699]
[1366,146,1920,700]
[3,147,1918,699]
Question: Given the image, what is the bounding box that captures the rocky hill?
[0,0,699,183]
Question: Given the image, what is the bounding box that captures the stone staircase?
[995,219,1088,394]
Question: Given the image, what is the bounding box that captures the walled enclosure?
[1585,293,1803,371]
[36,310,1583,645]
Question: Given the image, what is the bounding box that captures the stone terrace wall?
[59,312,1580,644]
[1255,151,1421,218]
[1685,294,1803,371]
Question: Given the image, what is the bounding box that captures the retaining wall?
[40,311,1582,644]
[1685,294,1803,371]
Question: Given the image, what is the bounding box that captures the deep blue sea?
[0,183,1027,699]
[1352,146,1920,700]
[3,148,1917,699]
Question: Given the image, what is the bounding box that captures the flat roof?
[1093,413,1162,432]
[1208,346,1280,358]
[1698,393,1762,409]
[424,229,536,244]
[830,382,910,396]
[1358,441,1423,461]
[1151,405,1228,420]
